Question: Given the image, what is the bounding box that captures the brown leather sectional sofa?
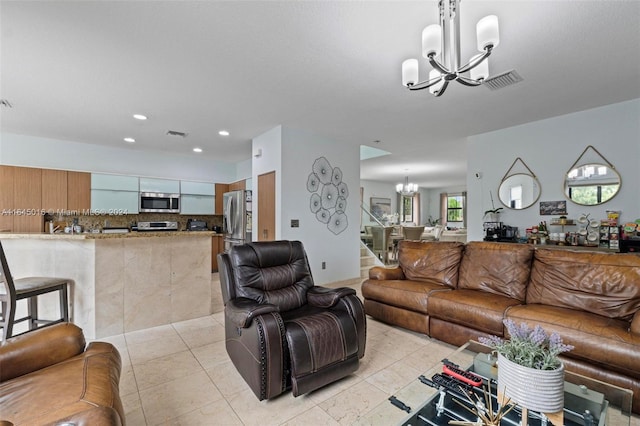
[362,240,640,413]
[0,323,124,425]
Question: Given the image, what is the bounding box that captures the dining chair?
[0,240,71,341]
[402,225,425,241]
[371,226,394,264]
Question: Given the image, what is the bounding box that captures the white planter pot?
[497,353,564,413]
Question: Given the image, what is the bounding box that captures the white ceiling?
[1,1,639,188]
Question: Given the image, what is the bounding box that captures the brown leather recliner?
[218,240,366,400]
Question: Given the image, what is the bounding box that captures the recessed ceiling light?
[218,130,230,136]
[193,147,203,153]
[124,137,135,143]
[133,114,147,120]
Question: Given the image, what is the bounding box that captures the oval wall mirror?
[499,173,541,209]
[564,163,621,205]
[498,158,541,210]
[564,146,621,206]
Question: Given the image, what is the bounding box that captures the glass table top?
[357,341,633,426]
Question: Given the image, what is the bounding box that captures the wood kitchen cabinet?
[0,166,15,231]
[214,183,229,215]
[67,171,91,211]
[13,167,43,232]
[229,180,245,192]
[211,235,225,272]
[41,169,67,212]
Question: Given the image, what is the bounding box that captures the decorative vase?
[497,353,564,413]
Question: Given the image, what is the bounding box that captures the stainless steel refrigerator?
[223,189,252,251]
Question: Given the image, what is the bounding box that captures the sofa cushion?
[528,249,640,321]
[506,304,640,380]
[458,242,534,302]
[397,241,464,288]
[362,279,449,314]
[428,289,521,335]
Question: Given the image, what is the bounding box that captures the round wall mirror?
[564,163,621,205]
[499,173,541,209]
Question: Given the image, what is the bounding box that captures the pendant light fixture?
[396,173,419,196]
[401,0,500,96]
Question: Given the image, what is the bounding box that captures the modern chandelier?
[401,0,500,96]
[396,174,419,196]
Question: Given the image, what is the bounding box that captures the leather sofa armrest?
[307,286,356,308]
[0,323,86,383]
[369,266,404,280]
[226,298,279,328]
[631,311,640,335]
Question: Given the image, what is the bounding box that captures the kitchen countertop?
[0,231,222,240]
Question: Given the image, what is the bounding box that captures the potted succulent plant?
[479,319,573,413]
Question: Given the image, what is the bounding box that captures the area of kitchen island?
[0,231,216,339]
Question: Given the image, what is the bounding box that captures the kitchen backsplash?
[46,213,222,232]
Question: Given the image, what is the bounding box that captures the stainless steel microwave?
[139,192,180,213]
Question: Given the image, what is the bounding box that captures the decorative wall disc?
[307,157,349,235]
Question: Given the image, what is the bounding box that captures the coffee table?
[358,341,633,426]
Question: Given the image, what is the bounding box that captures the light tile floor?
[96,274,640,426]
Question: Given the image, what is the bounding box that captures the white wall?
[235,158,252,182]
[251,126,360,285]
[251,126,282,241]
[467,99,640,242]
[0,132,237,182]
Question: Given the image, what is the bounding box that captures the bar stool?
[0,240,71,341]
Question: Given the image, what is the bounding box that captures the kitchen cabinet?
[180,181,214,196]
[180,181,215,215]
[180,195,215,215]
[211,235,225,272]
[139,177,180,194]
[91,190,139,214]
[229,180,245,192]
[91,174,139,191]
[41,169,67,212]
[14,167,43,232]
[0,166,15,231]
[214,183,229,215]
[91,173,139,214]
[67,171,91,211]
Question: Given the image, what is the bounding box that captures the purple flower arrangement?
[479,319,574,370]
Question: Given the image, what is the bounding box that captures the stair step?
[360,256,376,267]
[360,266,370,279]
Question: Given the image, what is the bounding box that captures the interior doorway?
[257,171,276,241]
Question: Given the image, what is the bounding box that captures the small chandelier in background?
[401,0,500,96]
[396,174,419,196]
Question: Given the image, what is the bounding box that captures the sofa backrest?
[397,241,464,288]
[528,249,640,321]
[458,242,534,302]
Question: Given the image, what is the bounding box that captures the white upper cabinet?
[180,181,215,196]
[180,195,215,215]
[91,174,139,191]
[91,174,140,213]
[139,177,180,194]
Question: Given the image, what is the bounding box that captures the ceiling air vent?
[166,130,188,138]
[483,70,523,91]
[0,99,13,108]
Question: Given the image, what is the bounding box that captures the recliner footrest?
[285,310,359,396]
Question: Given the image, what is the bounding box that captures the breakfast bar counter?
[0,232,215,339]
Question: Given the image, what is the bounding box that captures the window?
[447,194,464,224]
[401,196,413,223]
[509,185,522,209]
